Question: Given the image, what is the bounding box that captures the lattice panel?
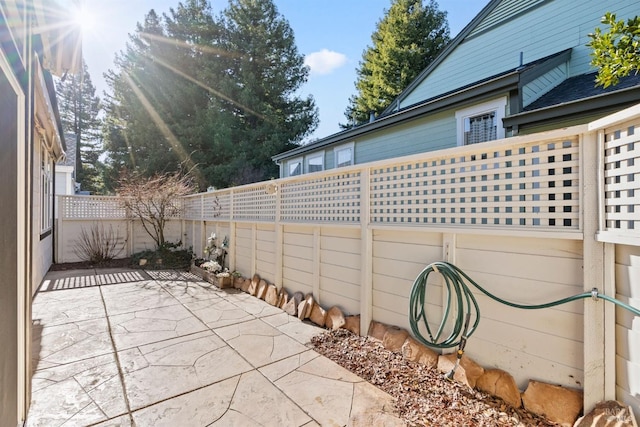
[60,196,127,219]
[370,139,580,228]
[182,196,201,220]
[280,172,361,223]
[203,193,226,220]
[603,124,640,233]
[233,185,276,222]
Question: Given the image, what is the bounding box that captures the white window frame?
[334,142,355,168]
[305,152,324,173]
[455,97,507,146]
[287,156,303,177]
[40,144,53,234]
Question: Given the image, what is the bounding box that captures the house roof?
[272,49,570,163]
[504,72,640,129]
[58,133,76,167]
[524,72,640,112]
[380,0,503,116]
[273,0,569,164]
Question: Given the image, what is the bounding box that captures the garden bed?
[189,264,233,289]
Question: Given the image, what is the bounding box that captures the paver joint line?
[98,285,135,426]
[29,268,402,426]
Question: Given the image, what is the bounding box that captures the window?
[455,98,506,146]
[306,153,324,173]
[334,142,354,168]
[40,145,52,234]
[464,112,496,145]
[288,157,302,176]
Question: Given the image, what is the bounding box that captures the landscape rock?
[382,326,409,353]
[283,291,304,316]
[309,303,327,327]
[282,298,297,316]
[574,400,637,427]
[297,294,314,320]
[264,284,278,306]
[343,315,360,335]
[325,306,345,331]
[437,353,485,389]
[233,276,244,289]
[401,336,438,368]
[240,278,251,293]
[368,321,388,341]
[248,274,259,296]
[297,300,309,320]
[256,279,268,299]
[476,368,522,408]
[277,288,289,308]
[521,380,583,426]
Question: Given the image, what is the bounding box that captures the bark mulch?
[310,329,557,427]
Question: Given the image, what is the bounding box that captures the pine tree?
[102,6,211,190]
[343,0,449,127]
[102,0,317,190]
[215,0,317,184]
[56,60,104,193]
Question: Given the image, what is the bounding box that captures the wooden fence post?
[275,183,283,288]
[360,168,372,336]
[581,130,608,411]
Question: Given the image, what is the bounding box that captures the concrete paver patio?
[27,269,404,426]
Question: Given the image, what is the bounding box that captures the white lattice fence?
[59,196,127,219]
[603,124,639,235]
[280,171,362,223]
[232,184,275,222]
[370,138,580,229]
[183,196,201,220]
[590,104,640,245]
[204,192,225,220]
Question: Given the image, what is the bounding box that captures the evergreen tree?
[343,0,449,127]
[56,60,104,193]
[102,0,316,190]
[103,8,190,188]
[215,0,317,185]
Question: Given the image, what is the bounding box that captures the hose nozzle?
[444,369,455,381]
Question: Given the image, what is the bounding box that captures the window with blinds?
[464,111,497,145]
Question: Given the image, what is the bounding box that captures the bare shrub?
[73,223,124,264]
[117,171,197,249]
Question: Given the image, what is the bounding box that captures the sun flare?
[72,4,95,34]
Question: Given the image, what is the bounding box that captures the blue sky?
[78,0,488,142]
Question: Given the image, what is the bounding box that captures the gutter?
[273,70,520,162]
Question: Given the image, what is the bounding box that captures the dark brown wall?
[0,66,20,427]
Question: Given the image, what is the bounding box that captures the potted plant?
[191,233,232,288]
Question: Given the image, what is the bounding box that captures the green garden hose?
[409,261,640,349]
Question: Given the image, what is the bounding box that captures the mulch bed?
[310,329,557,427]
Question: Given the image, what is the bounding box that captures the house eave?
[33,0,82,77]
[503,85,640,130]
[273,71,520,163]
[34,57,65,160]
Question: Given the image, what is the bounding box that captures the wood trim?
[359,168,372,336]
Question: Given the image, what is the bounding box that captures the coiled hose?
[409,261,640,349]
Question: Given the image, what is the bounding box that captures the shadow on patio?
[27,268,402,426]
